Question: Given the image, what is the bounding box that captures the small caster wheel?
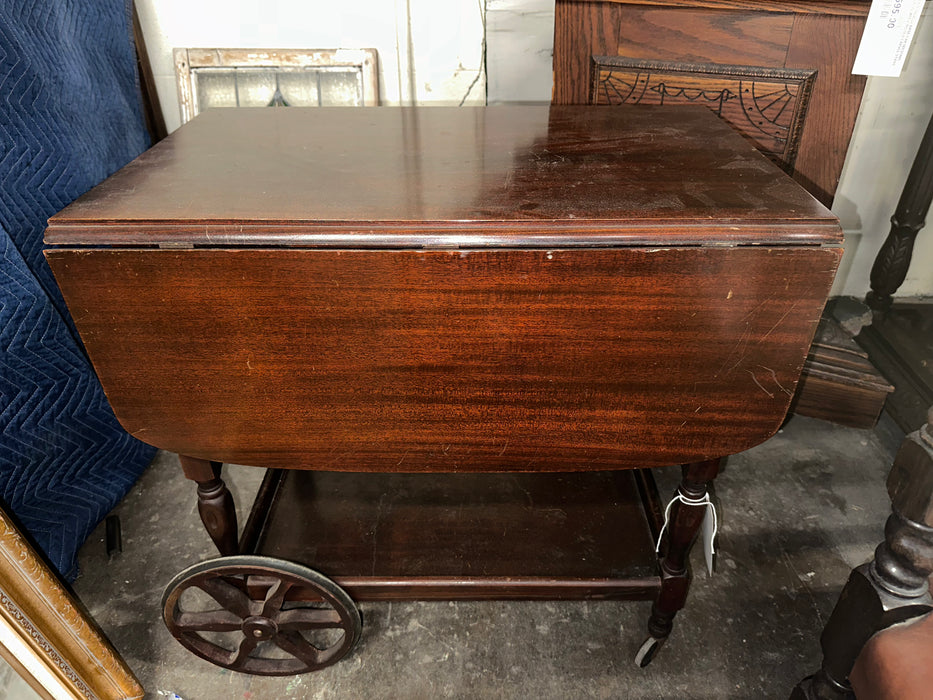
[162,555,361,675]
[634,635,666,668]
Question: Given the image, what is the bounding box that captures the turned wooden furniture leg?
[179,455,238,556]
[638,458,721,666]
[791,408,933,699]
[865,110,933,313]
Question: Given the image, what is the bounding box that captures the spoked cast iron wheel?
[162,555,361,675]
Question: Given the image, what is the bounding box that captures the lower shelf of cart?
[245,468,664,602]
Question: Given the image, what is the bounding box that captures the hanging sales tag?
[852,0,925,77]
[701,499,718,577]
[655,492,718,577]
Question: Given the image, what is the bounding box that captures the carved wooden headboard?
[553,0,872,205]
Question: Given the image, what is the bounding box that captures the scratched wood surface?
[46,246,840,472]
[45,106,839,247]
[552,0,868,204]
[45,106,841,472]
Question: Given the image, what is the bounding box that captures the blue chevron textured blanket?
[0,0,155,579]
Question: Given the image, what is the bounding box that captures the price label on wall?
[852,0,925,77]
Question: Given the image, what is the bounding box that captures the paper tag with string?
[656,492,718,576]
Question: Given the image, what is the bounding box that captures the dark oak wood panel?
[45,106,838,247]
[858,304,933,432]
[785,13,867,198]
[46,245,839,472]
[251,469,662,600]
[552,0,869,204]
[790,317,893,428]
[611,8,792,65]
[579,0,870,16]
[553,5,793,103]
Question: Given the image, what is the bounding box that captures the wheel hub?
[242,616,277,640]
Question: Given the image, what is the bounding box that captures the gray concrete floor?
[73,414,904,699]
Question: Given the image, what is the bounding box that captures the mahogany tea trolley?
[45,105,842,675]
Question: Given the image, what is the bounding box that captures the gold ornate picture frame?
[0,509,141,699]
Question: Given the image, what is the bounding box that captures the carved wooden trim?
[0,509,143,699]
[591,58,817,173]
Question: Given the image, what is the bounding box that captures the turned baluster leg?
[791,408,933,699]
[865,110,933,313]
[178,455,239,556]
[638,458,721,666]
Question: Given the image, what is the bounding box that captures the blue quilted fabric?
[0,0,155,579]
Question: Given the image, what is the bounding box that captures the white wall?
[136,0,486,134]
[486,0,554,104]
[831,7,933,299]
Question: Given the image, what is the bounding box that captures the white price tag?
[852,0,925,77]
[701,500,718,577]
[655,492,719,577]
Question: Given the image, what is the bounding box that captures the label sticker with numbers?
[852,0,925,77]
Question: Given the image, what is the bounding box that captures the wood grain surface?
[612,9,792,66]
[252,469,662,600]
[45,106,838,248]
[553,4,793,103]
[785,13,867,197]
[552,1,868,203]
[566,0,870,17]
[46,246,840,472]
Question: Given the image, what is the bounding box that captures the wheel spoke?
[260,577,294,619]
[274,631,323,667]
[277,608,343,632]
[196,576,252,618]
[163,557,360,675]
[229,635,260,668]
[175,610,243,633]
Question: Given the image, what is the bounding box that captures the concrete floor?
[73,414,904,699]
